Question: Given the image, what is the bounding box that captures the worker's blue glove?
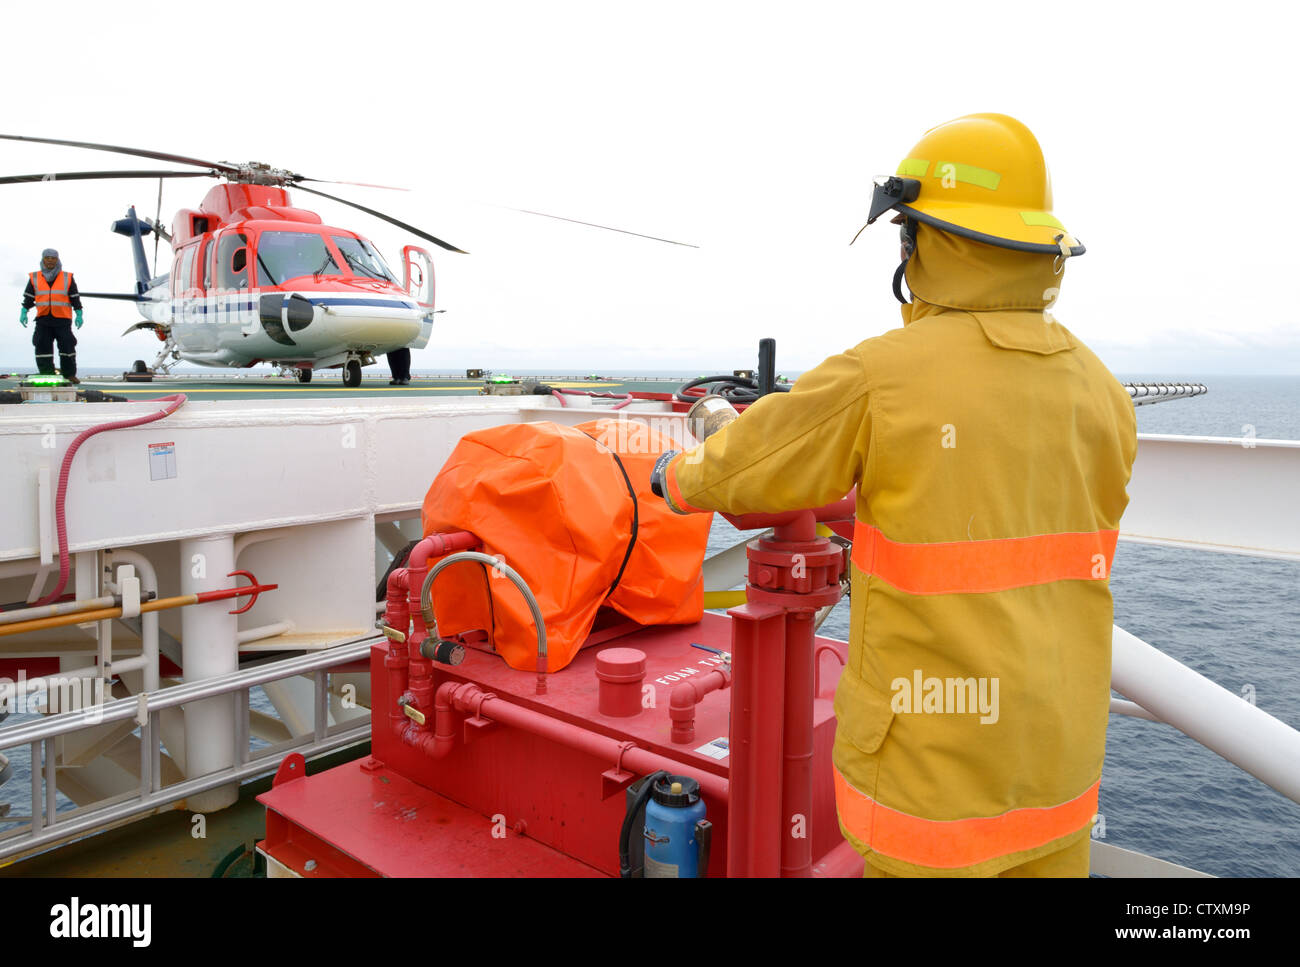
[74,309,83,330]
[19,307,28,328]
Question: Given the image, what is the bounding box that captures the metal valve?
[690,642,731,666]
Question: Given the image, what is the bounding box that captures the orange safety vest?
[30,271,74,320]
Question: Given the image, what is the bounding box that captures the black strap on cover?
[582,430,640,596]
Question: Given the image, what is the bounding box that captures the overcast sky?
[2,1,1297,375]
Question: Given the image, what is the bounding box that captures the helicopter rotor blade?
[0,134,239,175]
[291,183,468,254]
[507,207,699,248]
[0,169,215,185]
[294,176,409,191]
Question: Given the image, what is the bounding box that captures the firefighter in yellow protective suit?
[651,114,1137,877]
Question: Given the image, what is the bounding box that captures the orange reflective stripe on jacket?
[850,519,1118,594]
[664,454,707,515]
[833,766,1099,869]
[31,272,74,319]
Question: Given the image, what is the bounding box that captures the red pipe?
[387,649,410,738]
[726,602,787,877]
[406,561,430,688]
[384,569,411,738]
[430,679,469,757]
[405,534,472,716]
[36,394,187,607]
[408,531,479,571]
[781,610,814,878]
[385,568,410,632]
[392,533,480,739]
[419,680,728,801]
[669,667,732,744]
[814,644,846,697]
[407,645,435,722]
[722,505,847,877]
[401,722,438,757]
[394,678,470,757]
[396,679,474,758]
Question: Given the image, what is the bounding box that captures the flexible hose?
[35,394,187,607]
[619,770,668,878]
[419,550,547,668]
[674,375,789,405]
[550,388,657,410]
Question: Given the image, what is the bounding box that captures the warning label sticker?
[148,442,177,481]
[694,737,729,760]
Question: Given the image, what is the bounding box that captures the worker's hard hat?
[862,113,1084,257]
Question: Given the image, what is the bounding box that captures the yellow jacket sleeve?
[669,347,871,515]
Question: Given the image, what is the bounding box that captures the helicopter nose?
[313,303,424,345]
[332,315,422,345]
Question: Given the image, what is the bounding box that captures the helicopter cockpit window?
[216,232,250,290]
[331,236,398,284]
[254,231,340,286]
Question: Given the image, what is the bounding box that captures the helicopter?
[5,133,702,389]
[1,134,463,386]
[2,134,699,386]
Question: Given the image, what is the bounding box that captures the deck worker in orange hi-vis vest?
[650,114,1138,877]
[20,247,84,383]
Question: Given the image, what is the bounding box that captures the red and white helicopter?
[1,134,465,386]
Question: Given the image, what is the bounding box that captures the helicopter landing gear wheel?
[343,359,362,388]
[296,368,312,384]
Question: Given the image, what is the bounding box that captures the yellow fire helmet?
[861,113,1084,259]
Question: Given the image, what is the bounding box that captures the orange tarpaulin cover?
[421,419,712,673]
